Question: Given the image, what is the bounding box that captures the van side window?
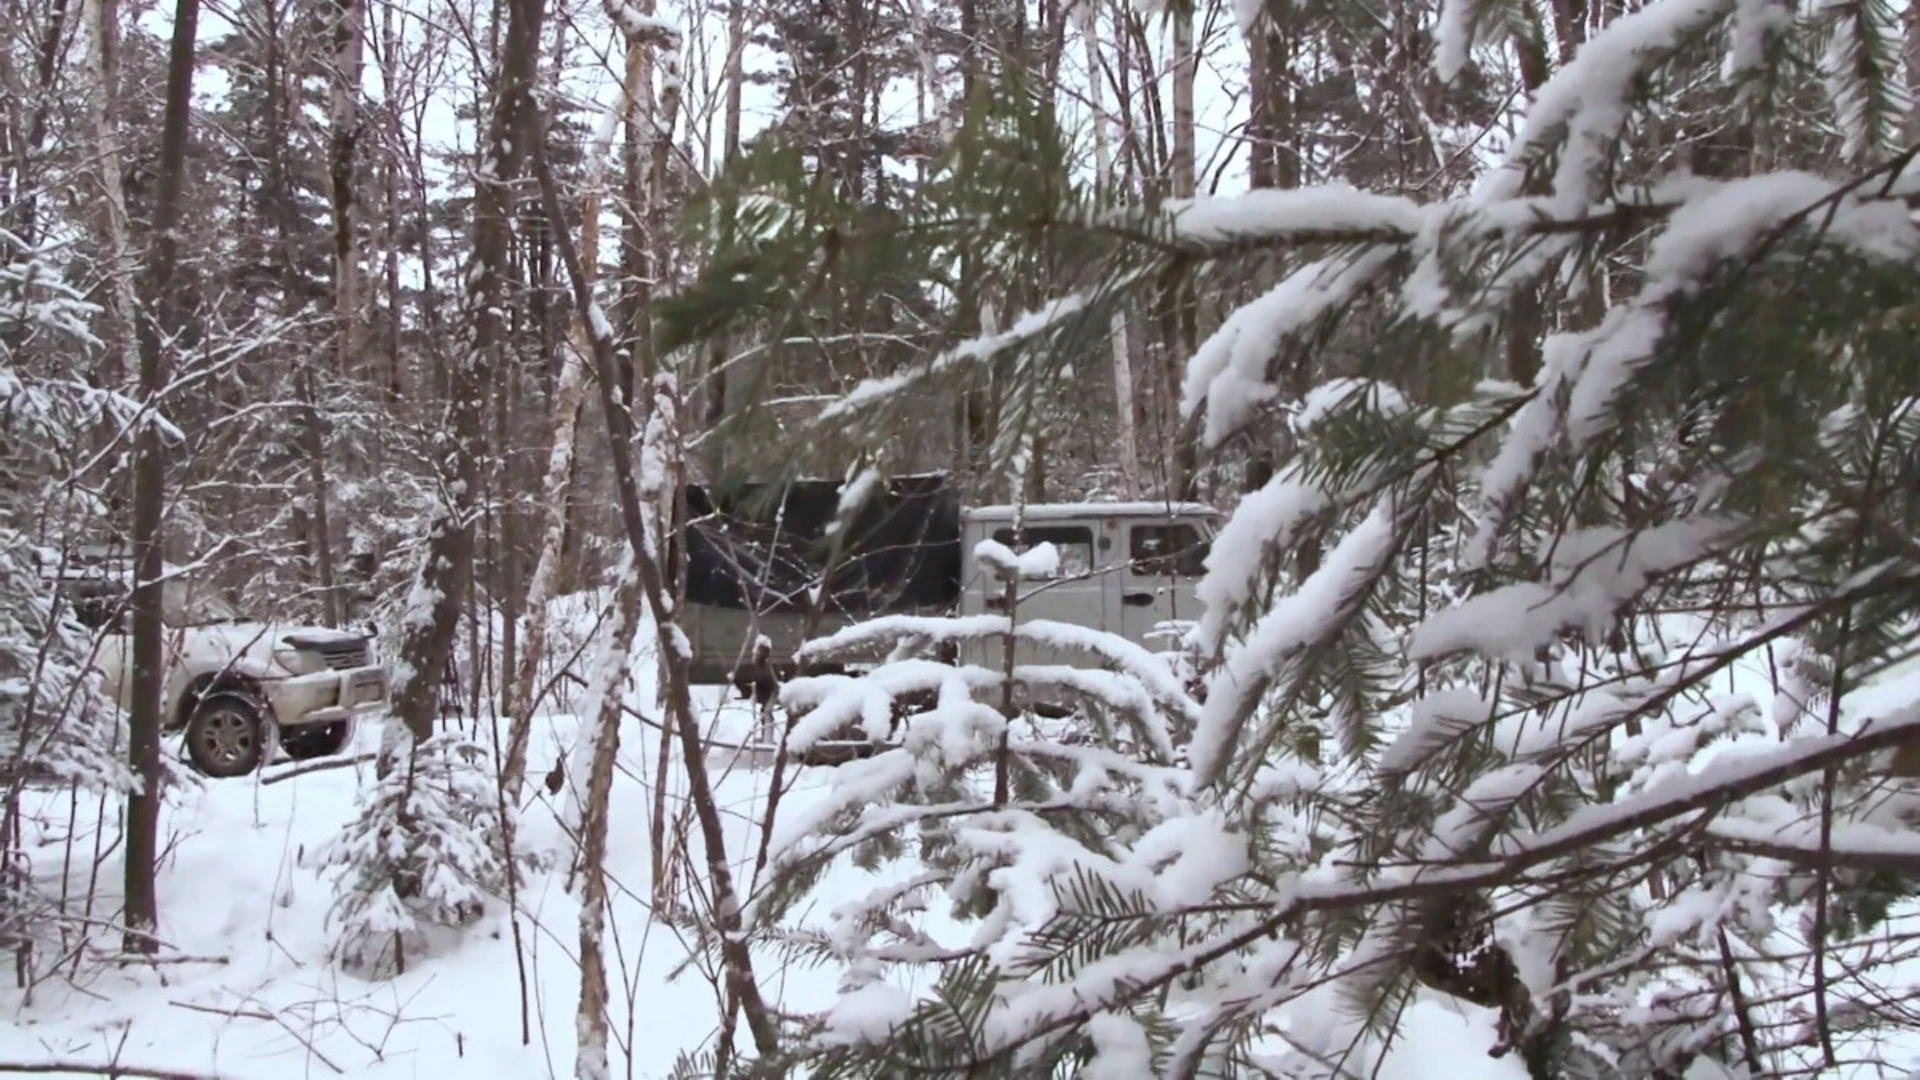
[991,526,1095,578]
[1129,523,1208,577]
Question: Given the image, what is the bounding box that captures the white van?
[680,476,1218,689]
[957,501,1218,667]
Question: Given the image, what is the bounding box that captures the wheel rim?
[197,708,255,767]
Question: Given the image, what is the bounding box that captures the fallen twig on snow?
[0,1062,222,1079]
[168,999,272,1022]
[259,752,377,786]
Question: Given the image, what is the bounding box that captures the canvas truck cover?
[682,473,963,618]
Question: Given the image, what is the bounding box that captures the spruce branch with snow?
[666,1,1920,1075]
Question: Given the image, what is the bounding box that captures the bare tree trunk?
[298,369,341,625]
[306,0,363,628]
[1166,0,1199,500]
[328,0,363,383]
[125,0,201,954]
[566,10,693,1072]
[379,0,403,400]
[530,73,780,1064]
[602,0,687,916]
[569,559,644,1080]
[83,0,135,390]
[498,339,588,798]
[1171,3,1195,198]
[388,0,545,748]
[500,42,639,805]
[1078,3,1139,498]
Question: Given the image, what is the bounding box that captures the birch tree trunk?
[299,0,363,627]
[500,42,643,806]
[570,8,693,1073]
[1078,1,1140,498]
[530,68,781,1066]
[379,0,402,399]
[567,555,645,1080]
[1166,0,1199,499]
[604,1,686,915]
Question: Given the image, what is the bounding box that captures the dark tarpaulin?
[683,474,962,615]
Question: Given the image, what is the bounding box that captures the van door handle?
[985,595,1007,611]
[1121,592,1154,607]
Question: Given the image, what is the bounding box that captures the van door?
[1118,519,1211,652]
[981,522,1107,667]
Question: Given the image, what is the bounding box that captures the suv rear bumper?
[266,665,390,728]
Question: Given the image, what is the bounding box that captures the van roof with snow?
[961,502,1218,523]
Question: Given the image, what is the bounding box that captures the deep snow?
[1,692,1529,1079]
[0,585,1544,1079]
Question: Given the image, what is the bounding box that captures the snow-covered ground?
[3,686,817,1078]
[1,699,1528,1077]
[0,589,1528,1078]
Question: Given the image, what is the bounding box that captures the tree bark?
[500,39,640,806]
[125,0,202,954]
[4,0,72,256]
[83,0,135,391]
[309,0,363,627]
[568,560,644,1080]
[1170,0,1195,200]
[1078,2,1140,498]
[379,0,403,399]
[387,0,545,747]
[328,0,363,382]
[1168,0,1198,499]
[298,368,341,625]
[530,89,780,1064]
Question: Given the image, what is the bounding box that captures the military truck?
[680,475,1218,685]
[49,556,390,778]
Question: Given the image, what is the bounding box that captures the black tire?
[280,721,350,762]
[184,692,268,778]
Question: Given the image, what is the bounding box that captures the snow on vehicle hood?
[171,622,366,674]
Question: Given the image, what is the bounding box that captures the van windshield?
[164,580,242,626]
[56,576,242,631]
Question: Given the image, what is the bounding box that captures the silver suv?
[55,566,390,777]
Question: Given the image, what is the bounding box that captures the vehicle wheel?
[280,721,350,762]
[184,692,268,778]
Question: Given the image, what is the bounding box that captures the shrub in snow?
[0,535,136,983]
[1,252,141,984]
[307,734,544,976]
[0,537,132,791]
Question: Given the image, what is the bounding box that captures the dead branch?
[259,753,378,786]
[0,1063,221,1079]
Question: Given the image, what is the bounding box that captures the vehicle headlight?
[273,647,325,675]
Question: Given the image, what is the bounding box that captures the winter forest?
[8,0,1920,1075]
